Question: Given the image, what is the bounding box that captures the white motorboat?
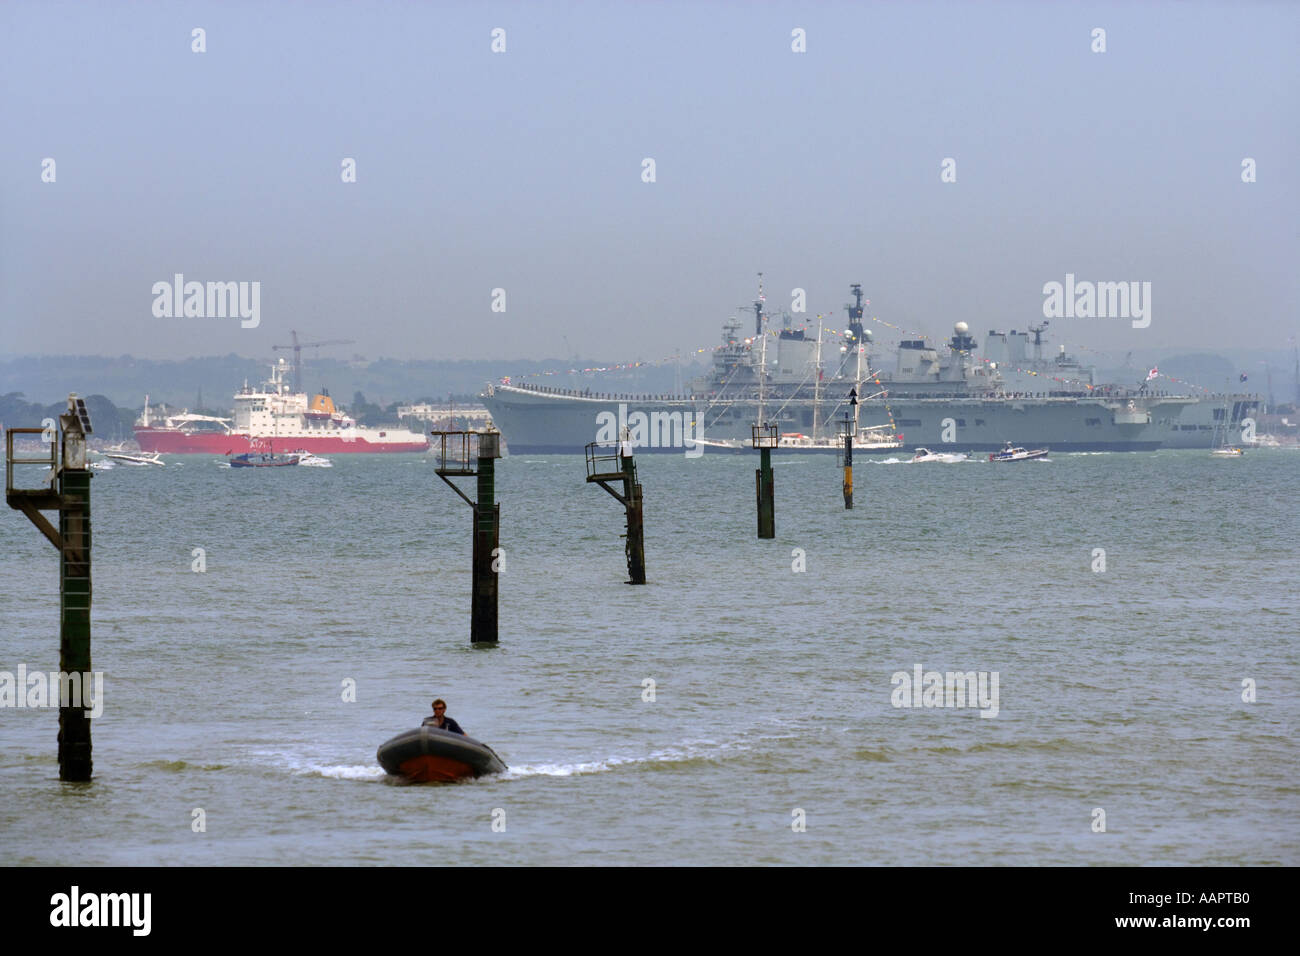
[988,442,1049,462]
[103,451,165,466]
[910,447,969,463]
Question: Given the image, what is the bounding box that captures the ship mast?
[847,284,865,345]
[846,284,867,433]
[812,317,824,442]
[1028,321,1050,363]
[854,333,864,434]
[755,273,767,428]
[1293,337,1299,407]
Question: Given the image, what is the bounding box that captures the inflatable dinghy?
[376,726,507,782]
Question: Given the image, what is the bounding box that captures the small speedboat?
[376,726,506,782]
[290,450,332,467]
[229,452,300,468]
[989,442,1049,462]
[910,447,968,463]
[689,437,744,451]
[1210,447,1245,458]
[104,451,164,466]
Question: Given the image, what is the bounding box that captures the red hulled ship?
[134,359,429,453]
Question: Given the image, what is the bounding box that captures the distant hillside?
[0,355,699,411]
[4,347,1290,417]
[0,392,136,442]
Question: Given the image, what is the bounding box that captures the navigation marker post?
[753,423,777,538]
[750,272,776,539]
[585,430,646,584]
[432,429,502,644]
[840,409,854,510]
[4,394,95,780]
[841,385,861,509]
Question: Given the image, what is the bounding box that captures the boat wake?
[258,729,800,782]
[274,754,627,781]
[304,763,388,780]
[503,733,800,779]
[276,758,388,780]
[248,747,387,781]
[871,455,977,465]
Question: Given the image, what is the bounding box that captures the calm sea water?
[1,449,1296,865]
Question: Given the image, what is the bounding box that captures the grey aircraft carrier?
[480,283,1259,454]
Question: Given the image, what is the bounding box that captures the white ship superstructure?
[136,359,429,453]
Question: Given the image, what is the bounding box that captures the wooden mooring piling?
[432,429,501,644]
[840,407,855,510]
[753,424,777,538]
[5,395,95,781]
[585,436,646,584]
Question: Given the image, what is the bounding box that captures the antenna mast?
[1028,322,1050,363]
[1293,337,1299,407]
[846,283,865,344]
[812,317,823,442]
[854,334,864,433]
[755,273,767,427]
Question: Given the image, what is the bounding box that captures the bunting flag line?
[497,314,1243,396]
[499,324,833,384]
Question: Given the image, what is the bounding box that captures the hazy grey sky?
[2,1,1296,366]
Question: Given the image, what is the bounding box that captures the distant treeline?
[0,354,698,414]
[0,392,136,442]
[3,350,1286,425]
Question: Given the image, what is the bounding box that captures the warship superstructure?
[480,282,1253,454]
[982,323,1260,449]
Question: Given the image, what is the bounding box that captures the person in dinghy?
[421,698,465,735]
[378,698,505,781]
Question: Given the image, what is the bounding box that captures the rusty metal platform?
[431,429,500,476]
